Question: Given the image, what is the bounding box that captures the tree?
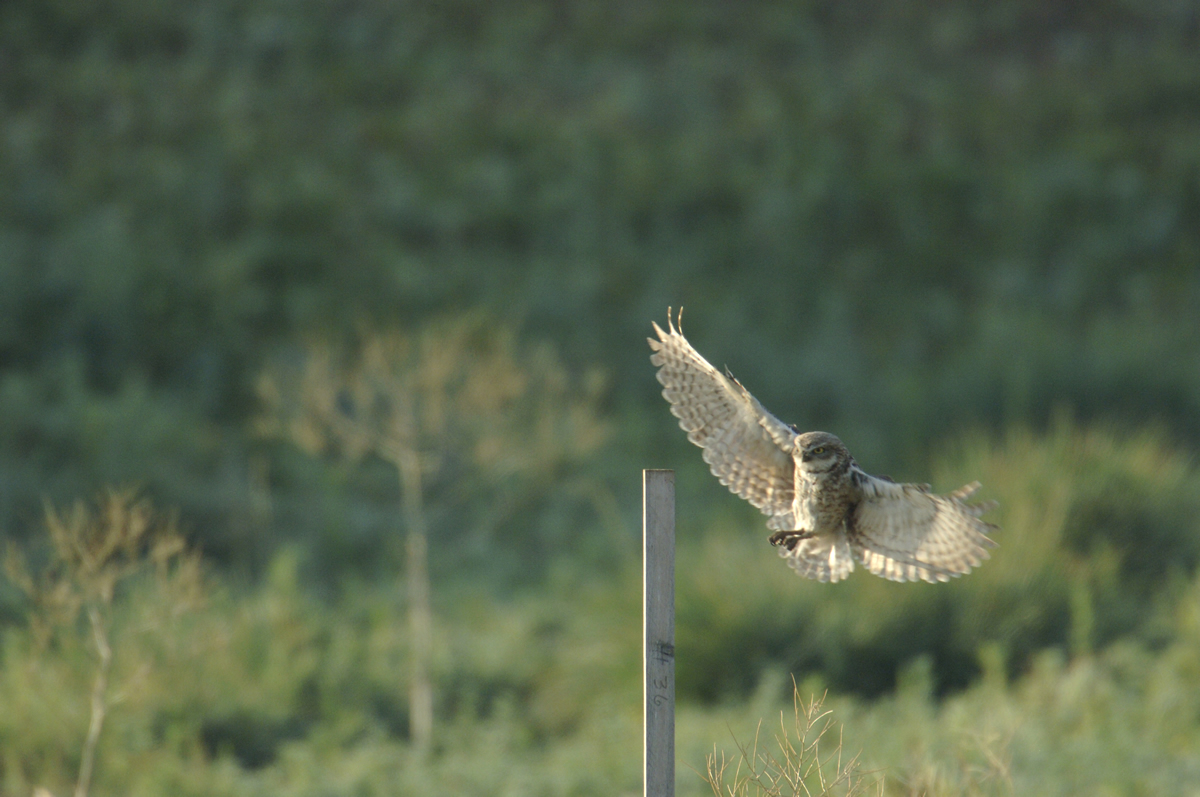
[256,312,609,753]
[4,491,203,797]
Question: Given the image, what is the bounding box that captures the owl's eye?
[812,446,826,455]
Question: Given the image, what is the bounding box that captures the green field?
[3,1,1200,794]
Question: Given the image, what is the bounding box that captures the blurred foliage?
[2,0,1200,793]
[256,314,610,749]
[256,314,611,573]
[5,430,1200,794]
[2,0,1199,550]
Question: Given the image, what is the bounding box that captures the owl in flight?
[649,310,997,583]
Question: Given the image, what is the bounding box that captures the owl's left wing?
[849,474,997,583]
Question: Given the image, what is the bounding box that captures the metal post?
[643,469,675,797]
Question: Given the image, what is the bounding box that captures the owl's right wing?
[648,310,796,522]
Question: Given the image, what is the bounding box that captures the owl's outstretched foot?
[768,530,814,551]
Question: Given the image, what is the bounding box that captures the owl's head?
[795,431,849,473]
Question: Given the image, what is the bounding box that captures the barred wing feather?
[850,476,997,583]
[648,311,796,523]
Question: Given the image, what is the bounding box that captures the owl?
[648,310,997,583]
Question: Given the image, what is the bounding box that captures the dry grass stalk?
[703,688,882,797]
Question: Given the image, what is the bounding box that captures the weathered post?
[643,469,675,797]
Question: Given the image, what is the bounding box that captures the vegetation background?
[2,0,1200,794]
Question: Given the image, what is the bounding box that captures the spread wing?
[850,475,998,583]
[648,309,797,523]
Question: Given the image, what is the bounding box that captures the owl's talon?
[769,530,812,550]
